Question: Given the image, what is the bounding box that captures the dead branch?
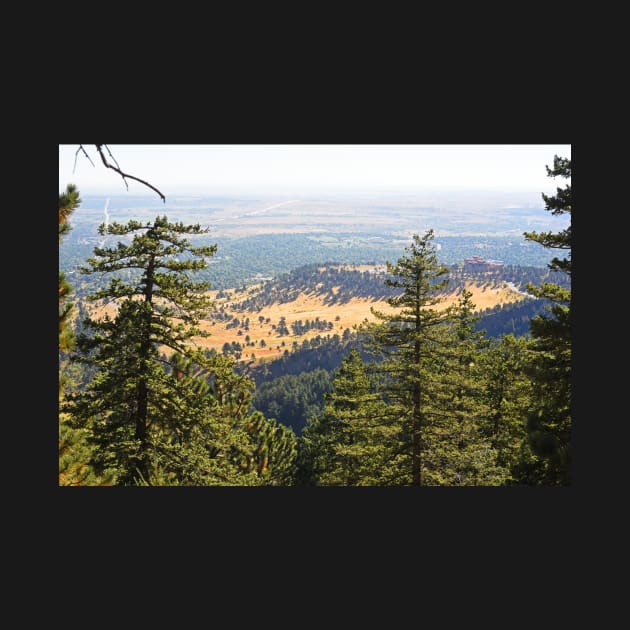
[74,144,95,173]
[94,144,166,203]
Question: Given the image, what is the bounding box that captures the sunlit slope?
[86,284,524,366]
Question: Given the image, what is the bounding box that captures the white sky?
[59,144,571,195]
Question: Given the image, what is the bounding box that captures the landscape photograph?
[58,144,571,486]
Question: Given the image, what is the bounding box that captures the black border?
[50,92,578,577]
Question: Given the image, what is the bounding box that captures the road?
[98,198,110,247]
[506,282,532,298]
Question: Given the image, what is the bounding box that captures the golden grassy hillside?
[86,280,526,363]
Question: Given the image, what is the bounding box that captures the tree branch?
[74,144,95,173]
[94,144,166,203]
[102,144,122,171]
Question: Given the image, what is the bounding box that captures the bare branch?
[94,144,166,203]
[102,144,122,171]
[73,144,95,173]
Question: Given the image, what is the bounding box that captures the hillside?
[200,282,526,362]
[85,264,532,364]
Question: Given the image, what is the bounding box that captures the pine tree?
[59,183,81,241]
[299,349,395,486]
[135,351,296,486]
[364,230,453,485]
[419,289,506,486]
[352,231,505,485]
[64,216,218,484]
[477,334,535,483]
[199,352,297,485]
[241,411,297,485]
[58,183,106,485]
[59,415,117,486]
[524,156,571,277]
[522,156,571,484]
[59,183,81,354]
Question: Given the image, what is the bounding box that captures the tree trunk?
[412,277,422,487]
[135,252,155,481]
[412,340,422,486]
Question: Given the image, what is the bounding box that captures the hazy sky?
[59,144,571,195]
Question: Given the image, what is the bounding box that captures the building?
[463,255,503,270]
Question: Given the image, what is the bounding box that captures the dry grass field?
[85,280,526,364]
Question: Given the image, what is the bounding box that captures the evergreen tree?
[140,352,296,485]
[522,156,571,484]
[59,183,81,241]
[59,413,117,486]
[59,356,116,486]
[199,352,297,485]
[241,411,297,485]
[367,230,453,485]
[298,350,395,485]
[350,231,505,485]
[64,216,218,484]
[58,183,106,485]
[419,289,506,486]
[524,156,571,277]
[477,334,535,482]
[58,183,81,354]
